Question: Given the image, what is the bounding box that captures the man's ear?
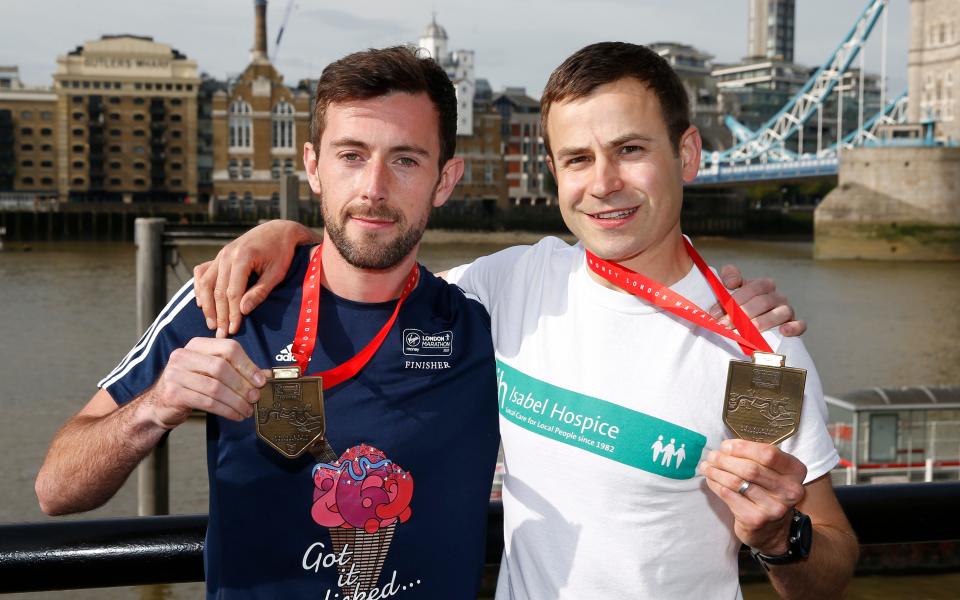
[679,126,702,183]
[546,155,556,178]
[432,157,465,208]
[303,142,322,195]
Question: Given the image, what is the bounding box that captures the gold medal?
[723,352,806,444]
[256,367,329,458]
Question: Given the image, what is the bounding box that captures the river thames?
[1,233,958,599]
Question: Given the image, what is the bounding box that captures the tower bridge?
[693,0,959,260]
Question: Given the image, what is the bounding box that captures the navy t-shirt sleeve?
[97,279,213,406]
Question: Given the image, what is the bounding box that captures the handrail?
[2,483,959,593]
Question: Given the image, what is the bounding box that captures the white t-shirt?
[447,237,839,600]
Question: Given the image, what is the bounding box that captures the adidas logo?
[275,344,296,363]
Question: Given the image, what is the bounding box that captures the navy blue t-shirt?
[100,246,500,599]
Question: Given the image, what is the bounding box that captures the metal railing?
[2,482,959,594]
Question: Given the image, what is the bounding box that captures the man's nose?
[361,159,389,202]
[589,155,623,199]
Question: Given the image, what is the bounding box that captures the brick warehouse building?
[211,0,311,215]
[53,35,200,202]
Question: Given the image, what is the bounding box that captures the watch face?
[795,511,813,558]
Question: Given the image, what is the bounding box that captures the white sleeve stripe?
[97,280,198,390]
[98,278,196,383]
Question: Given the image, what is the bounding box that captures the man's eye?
[620,145,642,155]
[567,156,588,166]
[397,157,418,167]
[342,153,362,162]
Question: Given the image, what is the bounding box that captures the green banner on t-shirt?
[496,360,707,479]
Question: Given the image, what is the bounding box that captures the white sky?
[2,0,910,99]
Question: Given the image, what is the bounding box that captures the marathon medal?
[723,352,805,445]
[257,366,334,459]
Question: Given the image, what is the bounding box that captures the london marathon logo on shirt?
[402,329,453,356]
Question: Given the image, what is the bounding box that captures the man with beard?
[35,47,501,599]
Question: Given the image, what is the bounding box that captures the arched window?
[272,101,295,149]
[229,100,252,149]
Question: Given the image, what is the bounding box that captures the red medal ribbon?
[291,245,419,389]
[584,238,773,357]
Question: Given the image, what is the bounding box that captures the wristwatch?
[750,509,812,570]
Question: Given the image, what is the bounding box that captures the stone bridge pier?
[814,146,960,260]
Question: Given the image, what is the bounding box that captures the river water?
[1,234,958,599]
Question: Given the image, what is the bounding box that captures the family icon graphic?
[651,435,686,469]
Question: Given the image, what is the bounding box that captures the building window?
[170,146,182,155]
[72,112,84,120]
[109,128,121,136]
[228,159,239,179]
[21,127,33,136]
[21,144,33,151]
[133,146,145,154]
[170,162,182,171]
[133,113,145,122]
[171,98,182,106]
[241,158,252,179]
[72,144,84,153]
[22,177,34,185]
[72,96,83,104]
[41,128,52,136]
[109,113,121,121]
[271,159,280,179]
[21,160,34,167]
[134,178,146,186]
[109,145,121,152]
[41,177,53,185]
[230,101,253,148]
[171,130,182,139]
[134,162,146,170]
[41,144,52,152]
[134,97,145,105]
[40,111,52,120]
[72,161,84,169]
[21,111,33,120]
[72,177,84,185]
[170,114,182,123]
[272,101,295,149]
[134,129,146,137]
[40,160,53,168]
[171,178,182,186]
[109,178,122,186]
[109,161,122,169]
[72,128,83,137]
[109,97,121,104]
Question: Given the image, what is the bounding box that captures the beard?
[321,198,430,270]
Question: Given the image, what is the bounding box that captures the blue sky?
[2,0,910,98]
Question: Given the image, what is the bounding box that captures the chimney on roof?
[253,0,268,61]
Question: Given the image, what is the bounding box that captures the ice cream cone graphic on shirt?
[311,445,414,599]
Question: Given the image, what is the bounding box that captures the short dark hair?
[540,42,691,156]
[310,46,458,168]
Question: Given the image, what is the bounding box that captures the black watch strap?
[750,509,812,570]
